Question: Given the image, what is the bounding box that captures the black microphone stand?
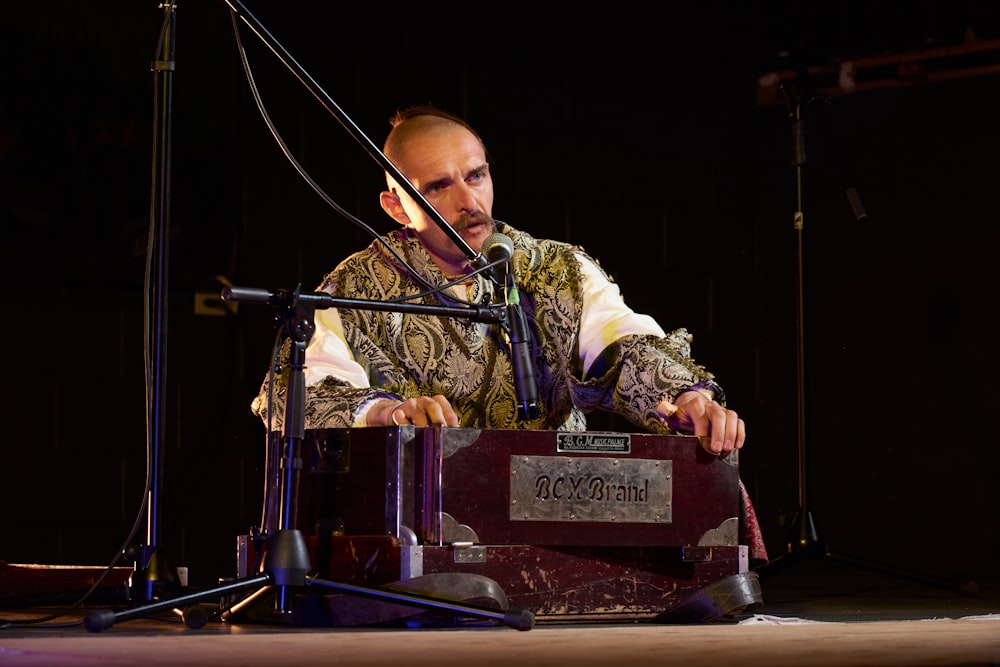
[757,84,978,596]
[84,287,534,631]
[82,0,541,631]
[130,1,180,604]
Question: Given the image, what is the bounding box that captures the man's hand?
[657,390,745,455]
[369,395,459,427]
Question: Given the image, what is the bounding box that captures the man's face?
[385,123,496,272]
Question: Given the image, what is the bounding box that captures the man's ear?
[380,189,411,227]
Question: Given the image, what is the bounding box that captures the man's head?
[379,105,496,275]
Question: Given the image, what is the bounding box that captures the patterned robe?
[251,221,768,564]
[252,222,716,433]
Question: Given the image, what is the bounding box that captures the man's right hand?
[370,395,459,427]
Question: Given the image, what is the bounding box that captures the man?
[251,104,767,564]
[253,105,743,455]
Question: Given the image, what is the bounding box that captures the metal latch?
[452,541,486,564]
[681,546,713,563]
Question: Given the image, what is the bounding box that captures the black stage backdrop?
[1,0,998,588]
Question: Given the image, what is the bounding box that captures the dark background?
[2,1,998,589]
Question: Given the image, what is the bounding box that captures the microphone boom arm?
[222,285,508,325]
[222,0,491,276]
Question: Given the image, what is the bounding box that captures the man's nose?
[453,182,477,212]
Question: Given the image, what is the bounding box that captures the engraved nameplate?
[509,455,672,523]
[555,432,631,454]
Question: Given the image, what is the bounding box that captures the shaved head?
[384,105,489,173]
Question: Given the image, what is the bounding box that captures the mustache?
[453,212,494,232]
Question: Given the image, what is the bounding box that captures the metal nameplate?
[509,455,672,523]
[555,432,631,453]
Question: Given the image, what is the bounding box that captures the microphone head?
[483,232,514,263]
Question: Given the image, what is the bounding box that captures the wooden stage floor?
[2,558,999,667]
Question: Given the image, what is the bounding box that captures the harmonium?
[238,426,762,625]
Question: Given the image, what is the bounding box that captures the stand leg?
[83,574,271,632]
[758,505,980,596]
[305,577,534,631]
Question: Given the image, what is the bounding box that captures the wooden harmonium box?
[297,426,740,550]
[287,426,756,623]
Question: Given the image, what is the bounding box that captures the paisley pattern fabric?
[250,221,768,565]
[251,222,718,433]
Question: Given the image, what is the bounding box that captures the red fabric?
[739,478,769,567]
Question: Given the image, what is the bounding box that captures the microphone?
[481,232,539,420]
[482,232,514,286]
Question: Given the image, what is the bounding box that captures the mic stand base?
[83,286,534,633]
[756,509,981,596]
[127,544,181,604]
[84,529,534,632]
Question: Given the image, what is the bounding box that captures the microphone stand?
[757,84,977,596]
[84,286,534,631]
[82,0,543,631]
[130,1,180,604]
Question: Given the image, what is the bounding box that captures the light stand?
[757,84,978,595]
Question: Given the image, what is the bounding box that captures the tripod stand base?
[758,511,980,596]
[128,545,182,603]
[84,530,534,632]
